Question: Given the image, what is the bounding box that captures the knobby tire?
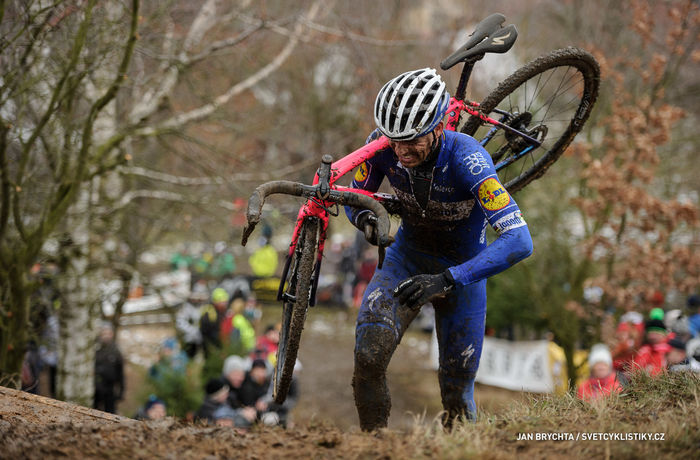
[461,47,600,193]
[273,218,319,404]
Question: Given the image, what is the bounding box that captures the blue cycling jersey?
[345,129,533,284]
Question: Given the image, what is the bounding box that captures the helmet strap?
[426,131,441,163]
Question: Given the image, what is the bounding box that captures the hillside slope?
[2,371,698,459]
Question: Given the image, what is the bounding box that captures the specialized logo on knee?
[366,288,383,312]
[461,344,475,368]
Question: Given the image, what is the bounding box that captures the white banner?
[476,337,553,393]
[430,331,554,393]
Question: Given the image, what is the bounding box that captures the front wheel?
[461,47,600,193]
[273,218,319,404]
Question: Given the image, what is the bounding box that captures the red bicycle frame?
[284,92,541,285]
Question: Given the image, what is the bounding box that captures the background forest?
[1,0,698,404]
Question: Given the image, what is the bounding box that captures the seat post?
[454,56,481,102]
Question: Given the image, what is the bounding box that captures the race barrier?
[475,337,554,393]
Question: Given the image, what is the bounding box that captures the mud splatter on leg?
[352,324,396,431]
[438,366,476,428]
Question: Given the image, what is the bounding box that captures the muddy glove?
[355,212,378,246]
[393,271,456,310]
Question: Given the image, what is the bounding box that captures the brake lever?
[371,212,393,269]
[316,155,333,200]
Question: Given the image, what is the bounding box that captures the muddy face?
[389,123,443,168]
[390,136,432,168]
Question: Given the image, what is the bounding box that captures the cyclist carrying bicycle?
[346,68,533,430]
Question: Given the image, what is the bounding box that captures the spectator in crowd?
[135,395,167,421]
[649,307,665,323]
[248,225,279,279]
[244,295,263,329]
[666,337,689,371]
[94,322,125,414]
[176,287,207,359]
[265,359,302,428]
[647,291,665,312]
[687,294,700,338]
[240,359,273,420]
[199,288,230,358]
[21,340,41,394]
[545,332,568,395]
[335,238,356,308]
[611,321,643,373]
[631,319,670,376]
[577,344,623,401]
[194,377,231,424]
[38,310,59,398]
[686,338,700,372]
[221,297,256,355]
[255,324,280,361]
[212,404,256,431]
[222,355,249,409]
[209,241,236,280]
[148,337,188,383]
[352,247,377,309]
[664,309,692,343]
[221,355,259,429]
[170,246,193,271]
[191,251,214,284]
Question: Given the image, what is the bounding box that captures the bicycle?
[241,13,600,403]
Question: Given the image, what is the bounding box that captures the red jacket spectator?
[632,342,670,375]
[577,372,623,401]
[611,322,643,372]
[578,343,623,401]
[631,319,670,376]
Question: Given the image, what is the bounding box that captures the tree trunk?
[56,188,99,406]
[0,264,30,389]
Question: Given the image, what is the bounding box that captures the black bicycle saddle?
[440,13,518,70]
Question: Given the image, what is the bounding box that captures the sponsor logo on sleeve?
[477,178,510,211]
[354,162,370,182]
[464,152,490,175]
[493,210,527,234]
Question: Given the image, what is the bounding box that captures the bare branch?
[232,10,311,42]
[182,0,221,52]
[135,0,322,137]
[104,189,234,213]
[17,0,93,167]
[187,22,264,65]
[129,0,232,124]
[118,158,319,185]
[300,18,437,47]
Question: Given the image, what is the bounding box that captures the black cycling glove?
[393,271,456,310]
[355,212,378,246]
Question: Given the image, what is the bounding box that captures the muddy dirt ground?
[1,306,525,459]
[112,305,524,429]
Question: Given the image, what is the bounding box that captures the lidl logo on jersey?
[478,178,510,211]
[355,162,370,182]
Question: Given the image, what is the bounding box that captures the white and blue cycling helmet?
[374,68,450,141]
